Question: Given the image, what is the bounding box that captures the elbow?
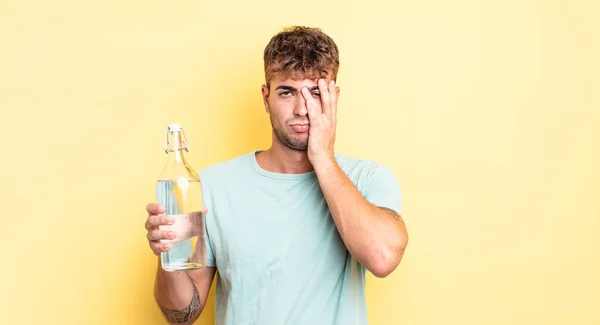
[369,234,409,278]
[369,249,401,278]
[370,263,396,278]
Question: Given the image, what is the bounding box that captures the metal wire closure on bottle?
[164,127,189,153]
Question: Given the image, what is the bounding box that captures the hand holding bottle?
[145,203,208,256]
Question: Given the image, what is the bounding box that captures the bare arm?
[154,264,216,325]
[146,203,216,324]
[302,78,408,277]
[312,158,408,278]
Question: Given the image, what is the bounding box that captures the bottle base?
[162,262,206,272]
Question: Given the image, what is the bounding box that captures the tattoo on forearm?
[160,284,201,324]
[380,207,406,227]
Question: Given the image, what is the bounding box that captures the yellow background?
[1,0,598,324]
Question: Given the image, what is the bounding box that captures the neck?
[256,135,314,174]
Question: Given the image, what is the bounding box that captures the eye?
[312,92,321,97]
[279,91,292,97]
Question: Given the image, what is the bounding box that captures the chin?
[285,141,308,152]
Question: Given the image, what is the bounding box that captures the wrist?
[310,153,337,174]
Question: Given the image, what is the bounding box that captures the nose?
[293,95,308,116]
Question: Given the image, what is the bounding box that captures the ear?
[261,84,270,113]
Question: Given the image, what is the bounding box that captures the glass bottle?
[156,124,207,271]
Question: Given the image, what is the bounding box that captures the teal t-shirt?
[198,150,402,325]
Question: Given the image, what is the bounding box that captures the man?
[145,26,408,325]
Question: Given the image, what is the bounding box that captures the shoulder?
[334,152,397,182]
[335,152,403,213]
[198,151,254,181]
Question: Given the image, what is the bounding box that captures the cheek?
[270,101,292,116]
[267,105,285,123]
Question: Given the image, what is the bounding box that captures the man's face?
[261,75,329,151]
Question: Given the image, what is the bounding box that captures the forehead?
[272,78,316,87]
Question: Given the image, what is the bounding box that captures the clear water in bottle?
[156,179,206,271]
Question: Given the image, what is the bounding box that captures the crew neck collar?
[249,150,317,180]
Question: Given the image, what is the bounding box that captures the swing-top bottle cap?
[167,124,181,132]
[164,124,188,153]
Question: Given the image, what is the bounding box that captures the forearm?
[313,157,408,277]
[154,259,201,325]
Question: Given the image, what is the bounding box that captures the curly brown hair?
[263,26,340,88]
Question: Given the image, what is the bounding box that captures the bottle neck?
[165,131,188,165]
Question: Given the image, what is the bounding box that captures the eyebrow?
[275,85,320,92]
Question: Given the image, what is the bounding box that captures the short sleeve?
[198,169,217,267]
[364,163,402,215]
[204,214,216,267]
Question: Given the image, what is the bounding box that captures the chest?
[208,182,348,274]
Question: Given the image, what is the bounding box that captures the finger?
[318,79,331,116]
[301,87,320,122]
[329,81,338,119]
[147,228,177,241]
[146,203,165,215]
[151,242,171,255]
[145,214,175,230]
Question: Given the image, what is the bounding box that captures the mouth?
[290,123,310,133]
